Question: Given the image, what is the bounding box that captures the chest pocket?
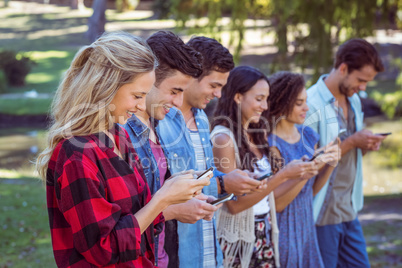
[166,147,193,174]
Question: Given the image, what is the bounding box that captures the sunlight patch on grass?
[26,72,55,84]
[0,169,23,179]
[30,50,70,60]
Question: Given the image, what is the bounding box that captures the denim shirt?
[123,116,163,195]
[305,75,364,223]
[156,107,224,268]
[123,115,166,266]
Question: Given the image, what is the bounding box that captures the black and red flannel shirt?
[46,124,164,267]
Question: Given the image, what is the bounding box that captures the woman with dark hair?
[265,71,340,268]
[211,66,317,268]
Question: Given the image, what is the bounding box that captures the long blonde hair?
[36,31,157,180]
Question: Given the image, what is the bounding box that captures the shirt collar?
[317,74,336,104]
[165,106,202,123]
[126,115,149,136]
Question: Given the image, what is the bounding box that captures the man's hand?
[222,169,263,195]
[163,194,218,223]
[350,129,386,151]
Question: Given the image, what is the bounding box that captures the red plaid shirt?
[46,125,163,267]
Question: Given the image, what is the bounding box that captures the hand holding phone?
[308,150,324,162]
[196,167,214,180]
[375,132,392,136]
[209,193,235,206]
[256,172,273,181]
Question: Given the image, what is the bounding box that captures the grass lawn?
[0,178,56,268]
[0,174,401,267]
[363,119,402,194]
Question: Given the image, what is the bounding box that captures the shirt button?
[202,138,205,141]
[197,122,199,125]
[174,153,178,157]
[206,157,209,161]
[157,177,160,181]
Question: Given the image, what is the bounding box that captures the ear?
[234,93,242,104]
[338,63,349,75]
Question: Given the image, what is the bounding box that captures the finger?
[202,203,218,212]
[180,169,195,175]
[194,193,208,201]
[301,155,310,162]
[247,180,263,188]
[193,189,202,196]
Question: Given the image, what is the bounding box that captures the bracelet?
[217,176,226,194]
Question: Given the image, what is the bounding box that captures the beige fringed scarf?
[211,126,280,268]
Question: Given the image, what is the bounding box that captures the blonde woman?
[36,32,210,268]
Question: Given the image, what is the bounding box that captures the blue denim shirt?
[305,75,364,223]
[156,107,224,268]
[123,116,163,195]
[123,115,165,266]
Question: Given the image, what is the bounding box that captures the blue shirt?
[305,74,364,223]
[123,115,163,195]
[123,115,166,266]
[156,107,224,268]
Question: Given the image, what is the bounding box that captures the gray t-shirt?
[318,101,357,226]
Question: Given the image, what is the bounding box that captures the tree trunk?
[71,0,78,9]
[86,0,107,43]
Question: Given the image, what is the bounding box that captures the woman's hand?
[155,170,212,206]
[314,138,342,168]
[281,159,318,180]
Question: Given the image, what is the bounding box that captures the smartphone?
[375,132,392,136]
[309,150,324,161]
[209,193,235,206]
[338,129,347,136]
[256,172,273,181]
[196,167,214,180]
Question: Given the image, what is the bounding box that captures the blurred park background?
[0,0,401,267]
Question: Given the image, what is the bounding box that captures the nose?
[136,99,146,112]
[213,88,222,99]
[172,95,184,108]
[262,100,268,111]
[303,103,309,111]
[359,83,367,91]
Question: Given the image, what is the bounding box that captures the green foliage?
[371,90,402,119]
[152,0,173,19]
[0,98,52,115]
[115,0,139,13]
[170,0,250,63]
[0,70,6,94]
[0,50,36,87]
[371,58,402,119]
[169,0,397,79]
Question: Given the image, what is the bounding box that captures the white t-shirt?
[252,155,271,216]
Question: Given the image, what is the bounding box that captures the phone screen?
[375,132,392,136]
[309,150,324,161]
[209,193,234,206]
[196,167,214,180]
[256,172,273,181]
